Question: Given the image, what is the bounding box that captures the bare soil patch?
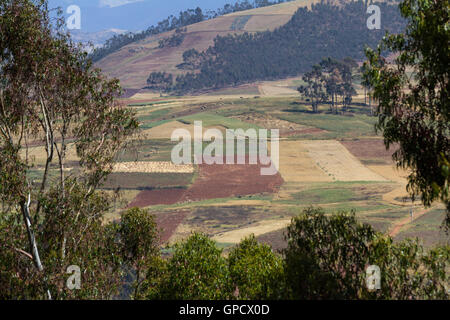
[154,210,190,244]
[128,156,284,207]
[341,139,397,162]
[182,159,284,202]
[127,188,186,208]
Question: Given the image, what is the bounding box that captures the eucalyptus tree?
[0,0,141,299]
[297,65,328,113]
[364,0,450,228]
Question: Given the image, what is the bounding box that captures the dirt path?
[389,207,429,237]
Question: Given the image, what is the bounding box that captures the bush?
[283,207,449,300]
[228,235,285,299]
[283,207,375,299]
[157,233,232,300]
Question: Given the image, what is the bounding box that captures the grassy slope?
[94,0,328,88]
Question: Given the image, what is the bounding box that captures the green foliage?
[0,0,138,299]
[283,207,449,299]
[297,65,328,113]
[228,235,284,299]
[298,57,358,113]
[158,28,187,49]
[157,233,232,300]
[284,207,376,299]
[120,208,159,264]
[367,236,449,299]
[146,72,173,92]
[0,180,125,300]
[364,0,450,228]
[120,208,160,299]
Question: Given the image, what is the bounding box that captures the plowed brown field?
[127,157,284,208]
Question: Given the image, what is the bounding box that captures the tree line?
[90,0,294,63]
[298,57,360,113]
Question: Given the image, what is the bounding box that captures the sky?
[48,0,240,32]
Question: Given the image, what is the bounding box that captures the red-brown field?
[341,139,397,161]
[154,210,190,244]
[127,158,284,208]
[127,188,186,208]
[183,160,284,202]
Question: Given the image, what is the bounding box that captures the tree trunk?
[364,87,367,105]
[21,193,52,300]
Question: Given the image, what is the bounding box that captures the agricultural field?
[92,83,449,251]
[21,82,447,250]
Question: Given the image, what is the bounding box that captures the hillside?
[95,0,325,88]
[173,1,405,93]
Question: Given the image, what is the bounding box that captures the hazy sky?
[48,0,240,32]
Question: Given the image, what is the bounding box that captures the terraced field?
[101,85,448,250]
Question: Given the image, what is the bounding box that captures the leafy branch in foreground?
[0,0,140,299]
[364,0,450,229]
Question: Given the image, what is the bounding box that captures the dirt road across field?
[389,208,429,237]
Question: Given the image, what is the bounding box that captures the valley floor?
[28,79,449,250]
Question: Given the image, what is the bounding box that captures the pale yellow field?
[127,92,161,100]
[367,165,414,206]
[278,140,333,183]
[302,140,387,182]
[21,143,79,165]
[258,84,299,96]
[367,165,409,184]
[113,161,194,173]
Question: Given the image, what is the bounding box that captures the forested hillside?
[90,0,294,62]
[171,1,405,93]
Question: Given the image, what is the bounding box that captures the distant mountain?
[69,29,128,50]
[49,0,236,33]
